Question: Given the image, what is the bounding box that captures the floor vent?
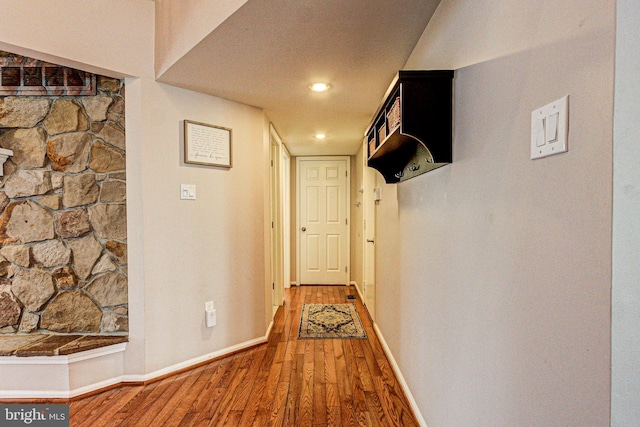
[346,295,356,300]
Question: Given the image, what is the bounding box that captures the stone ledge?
[0,334,127,357]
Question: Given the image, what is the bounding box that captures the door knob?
[301,227,307,232]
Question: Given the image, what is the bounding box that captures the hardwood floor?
[68,285,418,426]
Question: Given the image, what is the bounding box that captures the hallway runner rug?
[298,303,367,339]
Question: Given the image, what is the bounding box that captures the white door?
[363,150,377,319]
[298,157,349,285]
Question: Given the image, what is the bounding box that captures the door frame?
[296,156,351,285]
[270,125,289,308]
[281,145,291,290]
[362,141,377,319]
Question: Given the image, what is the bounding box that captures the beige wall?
[154,0,248,77]
[0,0,153,78]
[373,0,615,425]
[137,80,267,373]
[0,0,269,380]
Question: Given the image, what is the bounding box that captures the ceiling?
[157,0,441,156]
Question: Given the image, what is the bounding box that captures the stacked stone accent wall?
[0,64,127,335]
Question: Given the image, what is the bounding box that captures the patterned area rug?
[298,303,367,339]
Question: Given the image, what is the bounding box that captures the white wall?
[612,0,640,424]
[138,80,267,373]
[374,0,615,425]
[0,0,269,381]
[0,0,153,78]
[154,0,248,77]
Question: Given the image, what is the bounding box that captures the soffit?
[157,0,440,155]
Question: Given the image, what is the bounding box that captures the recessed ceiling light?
[309,83,330,92]
[315,133,326,140]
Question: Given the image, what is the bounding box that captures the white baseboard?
[373,324,428,427]
[121,334,270,384]
[290,281,297,287]
[0,343,127,399]
[0,328,273,399]
[353,282,365,301]
[69,376,125,398]
[266,319,275,340]
[0,343,127,366]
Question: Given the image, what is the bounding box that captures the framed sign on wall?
[184,120,232,168]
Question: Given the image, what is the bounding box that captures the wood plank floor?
[68,285,419,426]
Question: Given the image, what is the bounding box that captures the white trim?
[70,377,125,398]
[352,280,365,300]
[296,156,351,285]
[0,331,272,399]
[282,144,291,291]
[0,342,127,365]
[68,342,127,363]
[0,147,13,176]
[0,356,69,366]
[265,319,275,341]
[373,323,428,427]
[291,281,298,287]
[122,334,269,383]
[0,343,127,399]
[0,390,71,399]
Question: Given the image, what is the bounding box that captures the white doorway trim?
[362,141,377,319]
[296,156,351,285]
[270,125,288,309]
[281,145,291,290]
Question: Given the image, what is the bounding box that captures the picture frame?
[183,120,232,168]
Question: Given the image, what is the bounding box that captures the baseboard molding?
[121,334,270,384]
[0,328,273,399]
[69,376,124,399]
[0,343,127,399]
[351,281,363,299]
[0,343,128,366]
[373,323,428,427]
[266,319,275,340]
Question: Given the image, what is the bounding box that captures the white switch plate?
[531,95,569,160]
[180,184,196,200]
[204,301,214,311]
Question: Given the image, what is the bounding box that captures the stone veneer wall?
[0,61,127,335]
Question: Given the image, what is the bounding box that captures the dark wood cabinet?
[366,70,454,183]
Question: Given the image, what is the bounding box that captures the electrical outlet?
[206,309,217,327]
[205,301,214,311]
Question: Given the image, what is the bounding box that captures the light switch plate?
[180,184,196,200]
[531,95,569,160]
